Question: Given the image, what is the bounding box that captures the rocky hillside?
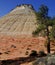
[0,4,36,36]
[0,4,55,65]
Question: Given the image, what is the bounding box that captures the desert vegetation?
[33,4,55,53]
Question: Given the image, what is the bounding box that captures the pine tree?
[33,4,55,53]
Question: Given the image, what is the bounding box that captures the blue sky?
[0,0,55,17]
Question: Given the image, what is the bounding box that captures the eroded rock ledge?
[0,57,35,65]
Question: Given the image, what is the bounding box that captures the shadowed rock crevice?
[1,57,36,65]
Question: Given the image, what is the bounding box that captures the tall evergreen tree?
[33,4,55,53]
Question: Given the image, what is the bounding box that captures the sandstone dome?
[0,4,37,36]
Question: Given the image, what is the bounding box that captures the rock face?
[0,57,35,65]
[33,55,55,65]
[0,4,36,36]
[0,54,55,65]
[0,4,55,65]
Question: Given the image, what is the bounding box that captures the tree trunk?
[46,27,50,53]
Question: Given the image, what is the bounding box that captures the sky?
[0,0,55,17]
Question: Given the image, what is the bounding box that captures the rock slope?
[0,4,55,65]
[0,4,36,36]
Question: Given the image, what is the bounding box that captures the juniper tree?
[33,4,55,53]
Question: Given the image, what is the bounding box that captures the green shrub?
[39,51,46,56]
[29,50,38,57]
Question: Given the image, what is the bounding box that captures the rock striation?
[0,4,37,36]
